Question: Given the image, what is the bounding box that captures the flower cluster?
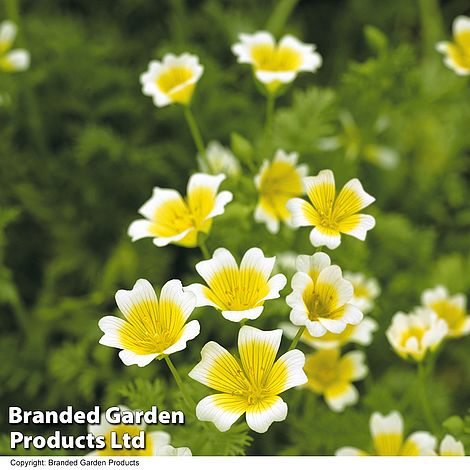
[0,20,30,73]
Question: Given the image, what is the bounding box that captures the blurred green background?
[1,0,470,456]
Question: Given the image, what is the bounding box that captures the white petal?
[221,306,264,322]
[336,447,364,456]
[195,395,245,432]
[305,320,327,337]
[262,273,287,301]
[318,318,347,334]
[440,434,465,456]
[286,198,315,227]
[349,317,378,346]
[296,252,331,276]
[245,397,288,433]
[162,320,200,355]
[149,431,171,452]
[98,316,126,349]
[343,350,368,381]
[255,70,297,84]
[157,445,192,456]
[370,411,403,437]
[118,349,158,367]
[139,187,184,219]
[0,20,17,48]
[4,49,30,71]
[254,202,280,234]
[273,349,307,392]
[115,278,157,320]
[128,219,154,241]
[152,228,193,247]
[240,247,275,280]
[184,283,217,308]
[206,190,233,219]
[317,265,354,308]
[289,308,309,326]
[309,227,341,249]
[341,214,376,240]
[407,432,437,455]
[195,247,237,284]
[453,15,470,35]
[325,384,358,412]
[421,285,448,306]
[238,325,282,357]
[187,172,225,197]
[160,279,196,322]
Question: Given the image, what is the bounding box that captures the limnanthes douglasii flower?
[98,279,199,367]
[0,20,30,72]
[254,149,308,234]
[287,169,375,249]
[286,252,363,336]
[186,247,286,322]
[436,16,470,76]
[232,31,321,93]
[128,173,232,248]
[189,326,307,433]
[421,285,470,338]
[336,411,437,456]
[386,308,448,362]
[140,53,203,107]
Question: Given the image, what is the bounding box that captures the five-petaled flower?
[304,349,368,412]
[436,16,470,76]
[287,169,376,249]
[186,247,287,322]
[254,149,308,234]
[188,326,307,433]
[98,279,200,367]
[386,308,448,362]
[336,411,437,456]
[280,316,377,350]
[128,173,233,248]
[421,285,470,338]
[88,406,191,456]
[232,31,322,93]
[140,53,203,107]
[0,20,30,73]
[286,252,363,337]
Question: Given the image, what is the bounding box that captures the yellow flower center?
[399,326,424,349]
[448,30,470,70]
[204,267,270,311]
[97,425,153,457]
[119,299,184,355]
[429,300,465,333]
[156,66,193,93]
[251,44,302,72]
[304,350,341,392]
[302,280,338,321]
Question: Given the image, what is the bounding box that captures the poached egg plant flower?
[386,308,448,362]
[286,252,363,336]
[188,326,307,433]
[421,285,470,338]
[287,169,375,249]
[140,53,203,107]
[232,31,322,93]
[254,149,308,234]
[0,20,30,72]
[88,406,191,456]
[436,16,470,76]
[344,272,380,314]
[128,173,233,248]
[439,435,465,456]
[336,411,437,456]
[98,279,200,367]
[186,247,287,322]
[304,349,368,412]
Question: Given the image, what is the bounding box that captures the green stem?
[417,360,439,435]
[198,237,210,260]
[265,93,275,136]
[240,319,247,326]
[288,326,305,351]
[164,355,196,410]
[183,106,206,158]
[265,0,300,37]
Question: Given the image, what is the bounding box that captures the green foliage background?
[1,0,470,456]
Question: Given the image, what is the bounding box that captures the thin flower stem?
[265,92,275,135]
[198,238,210,260]
[417,360,439,435]
[240,319,247,326]
[164,355,196,410]
[183,106,206,158]
[315,246,323,253]
[288,326,305,351]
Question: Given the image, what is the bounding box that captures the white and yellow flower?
[386,308,448,362]
[280,316,377,350]
[88,406,191,456]
[436,16,470,75]
[344,271,380,314]
[189,326,307,433]
[140,53,203,107]
[286,252,363,337]
[232,31,322,93]
[254,150,308,234]
[287,169,376,249]
[0,20,30,72]
[98,279,199,367]
[439,434,465,456]
[128,173,232,248]
[304,349,368,412]
[421,285,470,338]
[198,141,241,178]
[336,411,437,456]
[186,247,286,322]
